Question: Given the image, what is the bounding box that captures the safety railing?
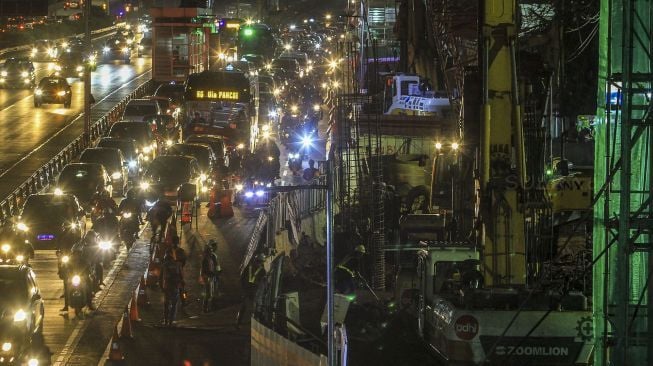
[269,180,327,234]
[0,79,155,225]
[0,25,119,58]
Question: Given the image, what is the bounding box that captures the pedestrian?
[302,159,319,182]
[161,248,183,326]
[236,254,265,328]
[200,239,220,312]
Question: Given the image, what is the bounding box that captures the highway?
[0,50,153,364]
[0,56,152,200]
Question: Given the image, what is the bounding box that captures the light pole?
[84,0,92,146]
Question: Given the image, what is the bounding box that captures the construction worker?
[200,239,220,312]
[335,245,366,294]
[237,254,265,328]
[161,248,184,326]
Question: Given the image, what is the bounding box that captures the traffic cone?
[207,187,217,219]
[107,324,125,363]
[129,294,141,322]
[137,276,150,307]
[120,306,133,339]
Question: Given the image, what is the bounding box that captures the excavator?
[398,0,594,364]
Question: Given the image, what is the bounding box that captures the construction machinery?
[384,74,450,117]
[398,0,594,364]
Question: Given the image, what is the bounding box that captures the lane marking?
[0,68,151,181]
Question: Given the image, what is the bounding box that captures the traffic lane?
[0,57,151,173]
[117,206,256,365]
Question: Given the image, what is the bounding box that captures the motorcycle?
[119,211,139,250]
[67,273,90,318]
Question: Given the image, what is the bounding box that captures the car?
[79,148,129,196]
[138,37,151,57]
[154,83,185,107]
[34,77,72,108]
[185,134,227,166]
[122,99,162,122]
[165,143,217,183]
[0,264,45,363]
[271,58,300,79]
[30,40,57,61]
[141,155,204,202]
[97,137,141,178]
[56,163,113,207]
[56,50,87,80]
[0,58,35,89]
[14,193,86,250]
[108,122,158,162]
[101,36,131,64]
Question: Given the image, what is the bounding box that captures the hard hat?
[354,245,366,254]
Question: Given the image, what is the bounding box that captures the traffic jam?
[0,12,335,366]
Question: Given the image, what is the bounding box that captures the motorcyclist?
[61,243,96,312]
[93,207,120,246]
[119,188,142,238]
[147,197,173,242]
[90,185,118,223]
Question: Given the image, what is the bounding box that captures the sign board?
[194,90,240,100]
[479,336,583,365]
[0,0,48,16]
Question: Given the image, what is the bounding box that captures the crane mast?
[479,0,527,286]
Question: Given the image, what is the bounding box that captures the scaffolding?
[593,0,653,364]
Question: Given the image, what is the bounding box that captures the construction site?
[244,0,653,365]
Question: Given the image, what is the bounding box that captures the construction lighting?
[332,81,340,89]
[54,188,64,195]
[262,130,271,139]
[313,104,321,111]
[435,142,442,150]
[290,105,299,113]
[451,142,460,150]
[218,52,226,60]
[237,143,245,149]
[326,14,332,20]
[284,43,292,51]
[289,24,296,30]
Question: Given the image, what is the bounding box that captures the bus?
[216,18,242,61]
[237,24,276,60]
[184,70,259,152]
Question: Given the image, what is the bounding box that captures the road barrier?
[0,78,154,225]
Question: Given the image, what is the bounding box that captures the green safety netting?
[593,0,652,364]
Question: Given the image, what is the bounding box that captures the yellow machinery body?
[479,0,527,286]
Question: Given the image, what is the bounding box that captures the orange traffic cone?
[120,306,133,339]
[137,277,150,307]
[107,324,125,363]
[129,294,141,322]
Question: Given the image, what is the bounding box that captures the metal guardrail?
[0,78,155,224]
[0,25,119,58]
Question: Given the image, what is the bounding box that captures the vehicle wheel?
[74,307,83,318]
[64,101,71,108]
[34,100,40,108]
[125,58,131,65]
[35,307,44,336]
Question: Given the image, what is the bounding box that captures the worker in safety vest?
[236,254,265,328]
[335,245,366,294]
